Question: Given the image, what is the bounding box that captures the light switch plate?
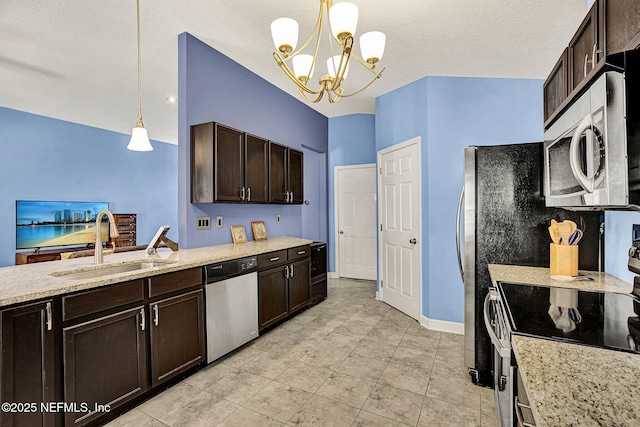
[276,215,281,224]
[216,216,223,229]
[196,216,211,230]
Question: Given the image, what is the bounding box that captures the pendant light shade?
[292,54,315,81]
[360,31,386,65]
[128,0,153,151]
[127,126,153,151]
[271,17,299,55]
[329,2,358,41]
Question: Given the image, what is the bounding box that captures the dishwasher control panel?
[204,256,258,283]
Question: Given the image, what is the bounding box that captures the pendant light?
[127,0,153,151]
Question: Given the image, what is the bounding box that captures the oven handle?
[483,290,511,358]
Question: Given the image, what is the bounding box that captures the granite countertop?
[512,335,640,427]
[0,236,312,308]
[488,264,633,294]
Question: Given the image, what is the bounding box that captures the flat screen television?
[16,200,110,250]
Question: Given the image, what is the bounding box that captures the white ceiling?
[0,0,590,145]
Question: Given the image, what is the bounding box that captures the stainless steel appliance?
[459,144,602,387]
[543,50,640,210]
[204,256,259,363]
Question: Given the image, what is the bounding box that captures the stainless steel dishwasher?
[204,256,259,363]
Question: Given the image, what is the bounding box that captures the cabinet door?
[604,0,640,54]
[191,122,215,203]
[63,307,148,426]
[269,142,288,203]
[245,134,269,203]
[149,290,204,388]
[288,259,311,313]
[543,49,568,123]
[215,124,245,202]
[1,300,55,427]
[568,3,598,91]
[288,149,304,204]
[258,266,289,330]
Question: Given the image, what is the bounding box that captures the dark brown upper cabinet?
[269,142,303,204]
[543,49,569,123]
[568,2,599,92]
[191,123,269,203]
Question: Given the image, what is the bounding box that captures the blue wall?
[178,33,328,249]
[375,76,544,323]
[0,106,178,267]
[327,114,376,271]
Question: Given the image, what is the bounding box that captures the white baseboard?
[375,291,381,301]
[420,314,464,335]
[327,272,339,279]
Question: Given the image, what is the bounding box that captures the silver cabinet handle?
[290,264,294,278]
[270,256,280,262]
[515,396,536,427]
[285,191,290,202]
[45,301,53,331]
[483,290,511,358]
[297,250,306,255]
[153,304,159,326]
[591,43,597,71]
[285,265,290,279]
[456,185,465,282]
[140,308,146,331]
[247,187,251,202]
[290,191,294,202]
[241,186,246,201]
[584,53,590,78]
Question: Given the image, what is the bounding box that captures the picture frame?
[230,225,247,243]
[251,221,269,240]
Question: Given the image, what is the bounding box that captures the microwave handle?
[483,290,511,358]
[569,114,596,193]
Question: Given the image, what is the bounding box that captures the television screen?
[16,201,110,250]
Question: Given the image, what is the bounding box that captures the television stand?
[16,247,90,265]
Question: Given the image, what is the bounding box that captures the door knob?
[409,238,417,244]
[339,230,344,234]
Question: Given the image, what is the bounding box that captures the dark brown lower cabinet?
[63,307,148,426]
[149,289,205,387]
[1,300,55,427]
[288,259,311,313]
[258,266,289,330]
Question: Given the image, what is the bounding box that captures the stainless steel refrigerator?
[458,143,602,387]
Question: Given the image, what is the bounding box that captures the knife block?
[550,243,578,276]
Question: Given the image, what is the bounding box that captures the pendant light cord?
[136,0,144,127]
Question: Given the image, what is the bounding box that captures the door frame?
[333,163,376,278]
[376,137,422,319]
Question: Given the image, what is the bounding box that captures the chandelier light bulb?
[329,2,358,41]
[360,31,386,65]
[271,17,299,55]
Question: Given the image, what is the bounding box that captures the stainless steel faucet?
[94,210,119,265]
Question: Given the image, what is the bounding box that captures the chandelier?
[271,0,386,103]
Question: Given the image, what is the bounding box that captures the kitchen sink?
[51,261,174,280]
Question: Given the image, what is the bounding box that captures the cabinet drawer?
[62,279,144,322]
[288,245,310,262]
[148,268,202,298]
[258,250,288,269]
[115,214,136,225]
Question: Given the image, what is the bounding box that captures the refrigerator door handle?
[456,184,465,282]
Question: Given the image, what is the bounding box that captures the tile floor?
[106,278,498,427]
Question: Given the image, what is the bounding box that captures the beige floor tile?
[243,381,312,423]
[240,352,297,380]
[378,362,431,395]
[159,391,238,427]
[481,409,500,427]
[274,361,333,393]
[351,338,399,362]
[480,386,497,415]
[220,345,265,368]
[399,333,440,350]
[299,346,351,370]
[362,384,424,426]
[315,372,376,409]
[184,362,238,391]
[216,407,283,426]
[347,312,383,327]
[205,370,271,405]
[314,331,362,353]
[440,332,465,346]
[287,394,359,427]
[351,410,413,427]
[405,323,442,339]
[375,318,412,333]
[418,396,481,427]
[357,303,392,317]
[365,327,405,346]
[137,382,202,419]
[390,345,437,371]
[431,354,471,381]
[426,373,482,410]
[335,353,388,382]
[332,322,373,339]
[103,409,168,427]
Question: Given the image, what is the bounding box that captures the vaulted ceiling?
[0,0,589,144]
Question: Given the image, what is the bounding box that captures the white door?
[378,138,421,320]
[336,165,377,280]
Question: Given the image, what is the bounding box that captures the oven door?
[484,288,513,427]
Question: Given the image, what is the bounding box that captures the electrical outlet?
[276,215,281,224]
[196,216,211,230]
[216,216,223,229]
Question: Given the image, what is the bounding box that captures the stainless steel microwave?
[543,66,640,210]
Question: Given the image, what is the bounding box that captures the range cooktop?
[498,282,640,353]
